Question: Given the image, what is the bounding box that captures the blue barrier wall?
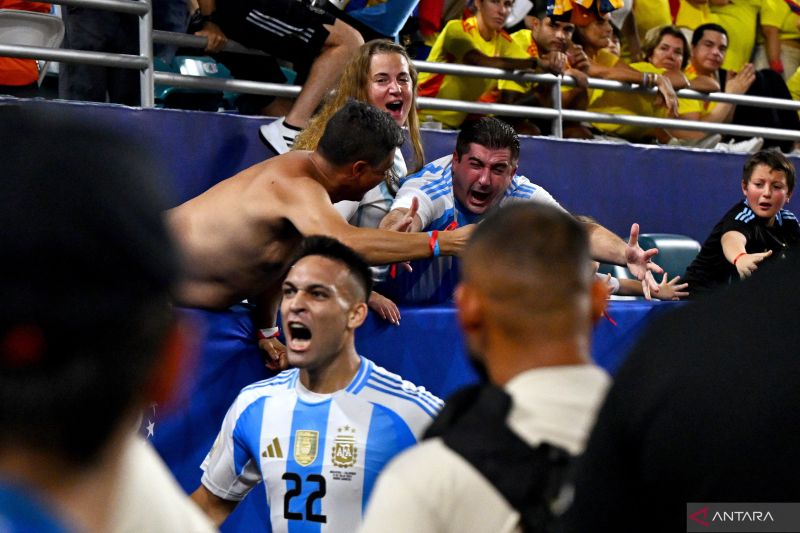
[7,97,796,243]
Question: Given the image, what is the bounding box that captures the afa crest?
[331,425,357,468]
[294,430,319,466]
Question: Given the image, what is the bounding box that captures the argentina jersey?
[200,356,442,533]
[384,155,565,303]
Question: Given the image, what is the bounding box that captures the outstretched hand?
[735,250,772,279]
[385,197,419,233]
[626,223,663,300]
[653,273,689,301]
[259,336,288,372]
[369,291,401,325]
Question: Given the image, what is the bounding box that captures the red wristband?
[428,230,440,257]
[770,59,784,74]
[733,252,747,266]
[257,327,280,340]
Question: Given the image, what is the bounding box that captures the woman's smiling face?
[367,52,413,126]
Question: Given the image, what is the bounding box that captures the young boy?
[683,149,799,297]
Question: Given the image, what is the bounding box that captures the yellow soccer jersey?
[674,0,715,30]
[633,0,671,41]
[418,16,530,128]
[761,0,800,41]
[589,61,668,140]
[711,0,763,71]
[679,63,712,117]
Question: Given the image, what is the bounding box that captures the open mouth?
[287,321,312,351]
[386,101,403,112]
[470,190,491,203]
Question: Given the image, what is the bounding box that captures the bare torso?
[167,153,320,309]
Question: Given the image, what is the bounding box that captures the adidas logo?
[262,437,283,459]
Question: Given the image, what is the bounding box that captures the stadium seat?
[597,233,701,297]
[0,9,64,85]
[155,56,236,112]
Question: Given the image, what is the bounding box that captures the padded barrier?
[5,98,796,243]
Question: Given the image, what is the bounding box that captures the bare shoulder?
[245,152,331,212]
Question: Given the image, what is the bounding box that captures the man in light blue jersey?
[378,117,663,304]
[191,236,443,531]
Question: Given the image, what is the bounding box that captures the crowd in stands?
[4,0,800,151]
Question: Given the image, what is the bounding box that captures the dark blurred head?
[0,103,180,466]
[317,99,404,168]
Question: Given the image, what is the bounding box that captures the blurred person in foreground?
[561,204,800,533]
[0,104,215,532]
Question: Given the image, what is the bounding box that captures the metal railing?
[2,0,800,143]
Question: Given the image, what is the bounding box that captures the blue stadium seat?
[155,56,237,111]
[597,233,701,291]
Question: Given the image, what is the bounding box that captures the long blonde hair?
[293,39,424,175]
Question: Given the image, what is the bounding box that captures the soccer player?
[378,117,663,304]
[190,236,443,530]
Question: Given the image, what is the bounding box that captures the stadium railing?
[2,0,799,143]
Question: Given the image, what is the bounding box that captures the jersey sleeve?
[439,20,485,64]
[200,398,263,502]
[497,35,531,94]
[334,200,360,222]
[508,175,566,212]
[391,173,440,229]
[718,203,756,240]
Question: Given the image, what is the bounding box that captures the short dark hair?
[317,99,404,168]
[464,203,591,303]
[691,23,728,47]
[455,117,520,163]
[642,25,690,70]
[742,149,796,193]
[290,236,373,301]
[0,103,179,466]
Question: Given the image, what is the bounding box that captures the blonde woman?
[294,39,426,323]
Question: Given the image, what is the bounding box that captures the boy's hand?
[653,272,689,301]
[368,291,401,325]
[735,250,773,279]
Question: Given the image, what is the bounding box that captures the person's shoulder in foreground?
[361,203,611,533]
[0,103,212,532]
[560,245,800,533]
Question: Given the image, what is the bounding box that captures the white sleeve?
[390,176,436,229]
[530,186,565,211]
[199,399,262,502]
[360,460,441,533]
[334,200,360,221]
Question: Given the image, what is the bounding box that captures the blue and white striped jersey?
[200,356,443,533]
[381,154,564,303]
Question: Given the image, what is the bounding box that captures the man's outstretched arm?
[279,178,472,263]
[583,222,663,299]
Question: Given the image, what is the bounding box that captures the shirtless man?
[168,100,471,365]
